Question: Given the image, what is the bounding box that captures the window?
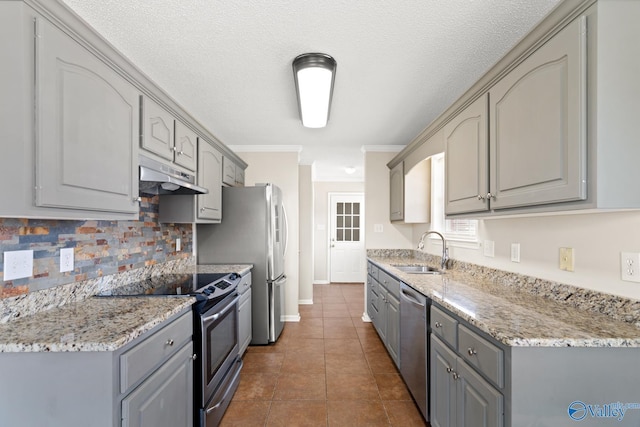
[335,201,361,242]
[430,153,478,243]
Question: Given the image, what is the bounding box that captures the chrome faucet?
[418,231,449,270]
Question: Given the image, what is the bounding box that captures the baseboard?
[313,280,330,285]
[298,299,314,305]
[283,314,301,322]
[361,313,372,322]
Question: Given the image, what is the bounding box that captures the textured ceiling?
[61,0,562,181]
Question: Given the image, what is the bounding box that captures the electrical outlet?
[3,250,34,280]
[511,243,520,263]
[559,247,574,272]
[621,252,640,282]
[60,248,74,273]
[483,240,495,257]
[176,238,181,252]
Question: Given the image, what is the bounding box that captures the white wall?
[364,150,413,249]
[312,181,364,283]
[235,151,300,321]
[298,165,314,303]
[414,210,640,300]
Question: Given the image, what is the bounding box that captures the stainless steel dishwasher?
[399,282,428,421]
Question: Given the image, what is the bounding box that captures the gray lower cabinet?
[159,139,223,223]
[238,272,252,356]
[431,335,503,427]
[122,342,193,427]
[366,262,400,367]
[0,310,193,427]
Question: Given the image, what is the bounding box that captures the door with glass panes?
[329,193,365,283]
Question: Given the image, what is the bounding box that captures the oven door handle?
[201,295,240,323]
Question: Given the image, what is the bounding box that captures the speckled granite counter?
[0,261,252,353]
[0,296,194,352]
[368,255,640,348]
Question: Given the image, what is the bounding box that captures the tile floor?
[219,283,429,426]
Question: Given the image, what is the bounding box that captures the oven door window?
[203,297,239,387]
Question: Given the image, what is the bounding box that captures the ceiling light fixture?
[292,53,337,128]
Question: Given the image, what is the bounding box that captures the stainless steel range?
[104,272,242,427]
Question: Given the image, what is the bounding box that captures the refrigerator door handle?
[274,274,287,285]
[282,204,289,256]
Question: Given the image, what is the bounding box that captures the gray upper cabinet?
[222,156,246,187]
[174,120,197,172]
[141,96,175,162]
[489,15,587,210]
[141,97,197,172]
[197,140,223,221]
[446,16,587,215]
[389,162,404,221]
[444,94,489,215]
[35,16,139,215]
[159,138,222,223]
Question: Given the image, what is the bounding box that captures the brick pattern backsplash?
[0,195,191,298]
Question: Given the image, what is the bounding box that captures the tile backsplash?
[0,195,192,299]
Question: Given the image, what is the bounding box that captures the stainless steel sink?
[391,264,443,275]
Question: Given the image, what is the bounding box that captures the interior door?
[329,193,365,283]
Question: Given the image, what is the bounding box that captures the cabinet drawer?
[378,269,399,298]
[120,311,192,394]
[458,324,504,388]
[238,272,252,296]
[368,263,379,280]
[431,305,458,349]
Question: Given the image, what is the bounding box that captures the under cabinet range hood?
[139,155,208,195]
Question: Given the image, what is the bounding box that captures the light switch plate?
[176,238,181,252]
[374,224,384,233]
[559,247,574,272]
[511,243,520,263]
[483,240,495,257]
[3,250,34,280]
[60,248,74,273]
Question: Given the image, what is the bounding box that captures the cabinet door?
[35,18,138,214]
[389,162,404,221]
[222,156,236,186]
[122,342,193,427]
[489,16,587,210]
[197,141,222,221]
[431,336,457,427]
[235,166,245,187]
[457,359,503,427]
[373,281,387,342]
[174,121,197,171]
[141,96,174,161]
[238,287,252,356]
[444,94,489,215]
[385,292,400,367]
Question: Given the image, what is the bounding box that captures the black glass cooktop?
[105,273,231,297]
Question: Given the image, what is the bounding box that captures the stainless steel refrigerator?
[197,184,287,344]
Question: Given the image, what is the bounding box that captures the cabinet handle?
[172,146,178,152]
[434,321,442,328]
[452,372,460,380]
[133,196,142,203]
[200,207,206,213]
[191,354,198,361]
[446,367,453,373]
[477,194,485,201]
[177,151,185,156]
[486,192,496,200]
[467,347,477,356]
[166,339,174,346]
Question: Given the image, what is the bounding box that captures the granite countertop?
[195,264,253,276]
[0,263,252,353]
[368,256,640,348]
[0,296,194,353]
